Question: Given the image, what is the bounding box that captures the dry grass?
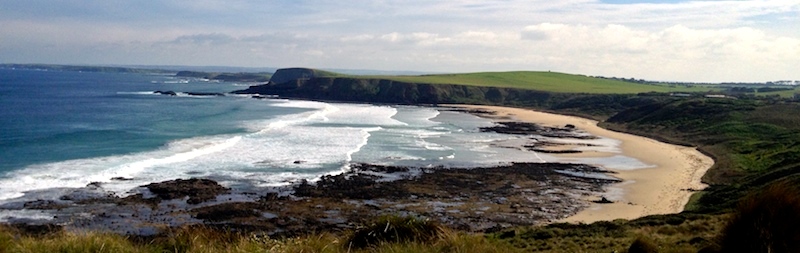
[345,215,443,249]
[717,181,800,253]
[4,191,798,253]
[495,214,728,253]
[0,221,517,253]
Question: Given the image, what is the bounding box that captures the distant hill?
[361,71,710,94]
[267,67,346,84]
[1,64,272,83]
[0,64,172,74]
[238,68,713,106]
[120,65,279,73]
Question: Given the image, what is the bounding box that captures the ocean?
[0,68,652,212]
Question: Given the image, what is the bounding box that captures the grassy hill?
[362,71,712,94]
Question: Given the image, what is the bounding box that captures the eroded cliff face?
[234,68,637,119]
[236,75,560,106]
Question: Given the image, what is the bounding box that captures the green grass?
[358,71,713,94]
[747,87,799,98]
[312,69,351,78]
[495,214,727,252]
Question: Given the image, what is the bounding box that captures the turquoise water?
[0,69,304,172]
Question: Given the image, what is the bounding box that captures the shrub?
[628,236,659,253]
[346,215,443,249]
[718,181,800,252]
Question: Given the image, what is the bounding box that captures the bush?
[628,236,659,253]
[718,181,800,252]
[346,215,443,249]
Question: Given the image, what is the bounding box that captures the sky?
[1,0,798,82]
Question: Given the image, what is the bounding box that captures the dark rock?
[186,92,225,97]
[293,160,306,164]
[111,177,133,181]
[23,199,69,210]
[481,122,598,139]
[593,196,614,204]
[193,202,262,222]
[153,90,177,96]
[144,178,230,204]
[260,192,280,202]
[153,91,225,97]
[527,148,583,154]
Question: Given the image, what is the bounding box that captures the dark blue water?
[0,68,302,172]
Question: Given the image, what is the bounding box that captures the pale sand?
[448,105,714,223]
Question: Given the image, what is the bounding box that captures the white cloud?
[340,34,375,42]
[513,23,800,81]
[1,0,798,81]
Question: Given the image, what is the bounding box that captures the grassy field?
[360,71,713,94]
[754,88,799,98]
[0,215,725,253]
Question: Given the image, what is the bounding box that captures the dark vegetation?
[717,181,800,253]
[346,216,443,249]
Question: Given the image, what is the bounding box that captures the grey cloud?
[171,33,237,45]
[520,30,550,41]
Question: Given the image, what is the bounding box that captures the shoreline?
[0,101,714,235]
[446,104,715,223]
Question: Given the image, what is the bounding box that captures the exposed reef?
[153,91,226,97]
[480,122,598,140]
[4,163,619,237]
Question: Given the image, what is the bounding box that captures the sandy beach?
[449,105,715,223]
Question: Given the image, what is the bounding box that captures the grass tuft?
[718,181,800,253]
[628,236,659,253]
[346,215,443,249]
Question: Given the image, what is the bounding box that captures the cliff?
[240,68,517,105]
[235,75,639,119]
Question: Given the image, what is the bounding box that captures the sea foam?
[0,101,411,202]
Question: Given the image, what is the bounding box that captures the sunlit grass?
[357,71,713,94]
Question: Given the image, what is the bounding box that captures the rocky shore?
[6,162,618,237]
[2,110,626,237]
